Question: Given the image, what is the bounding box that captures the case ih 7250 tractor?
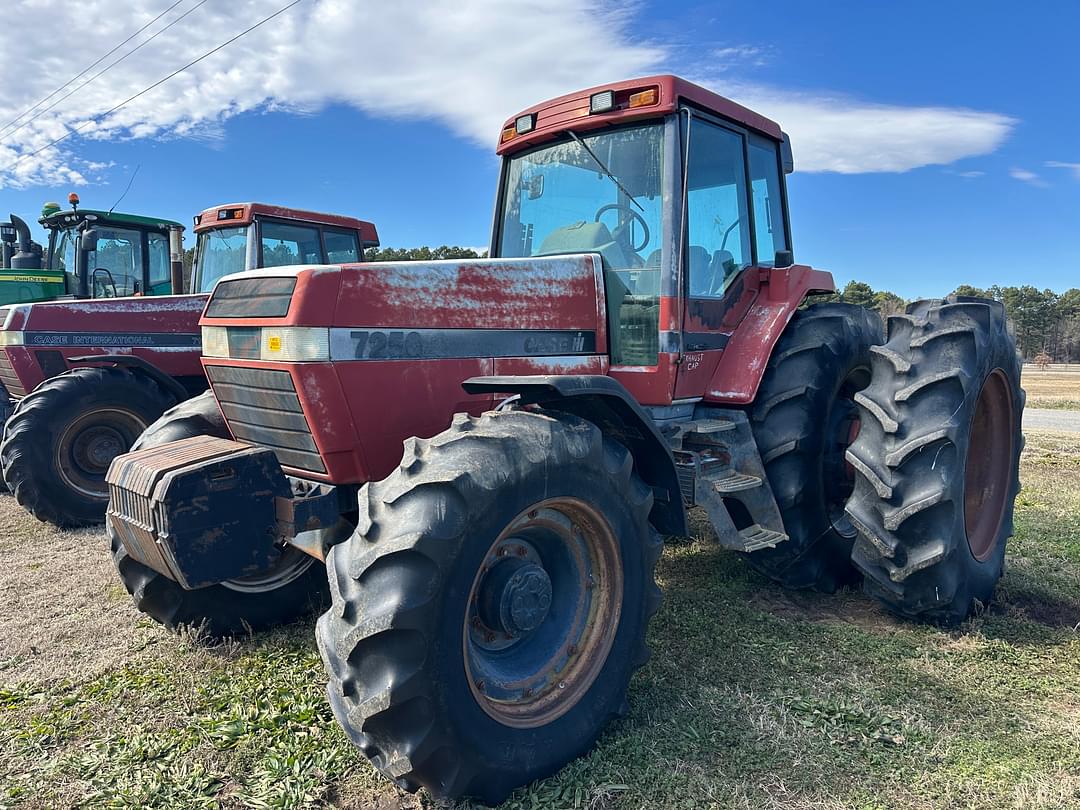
[0,202,378,527]
[107,76,1024,803]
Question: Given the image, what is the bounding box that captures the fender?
[463,374,687,536]
[705,265,836,405]
[68,354,191,403]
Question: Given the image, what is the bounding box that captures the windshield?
[498,122,665,366]
[195,225,250,292]
[49,226,74,271]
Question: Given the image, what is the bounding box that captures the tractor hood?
[200,256,609,356]
[0,294,207,347]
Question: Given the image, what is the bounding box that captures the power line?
[0,0,189,137]
[0,0,212,145]
[0,0,306,176]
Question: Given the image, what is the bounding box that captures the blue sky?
[0,0,1075,299]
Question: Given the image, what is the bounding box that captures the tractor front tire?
[1,367,176,527]
[317,410,662,803]
[109,391,329,637]
[742,302,884,592]
[845,298,1024,624]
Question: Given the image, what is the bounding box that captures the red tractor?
[1,202,378,527]
[106,76,1024,803]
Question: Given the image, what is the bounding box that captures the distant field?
[2,432,1079,809]
[1022,367,1080,410]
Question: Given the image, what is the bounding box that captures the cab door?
[673,115,791,400]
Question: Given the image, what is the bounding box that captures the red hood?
[0,294,208,333]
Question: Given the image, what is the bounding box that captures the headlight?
[201,326,229,357]
[200,326,330,361]
[259,327,329,361]
[0,331,25,346]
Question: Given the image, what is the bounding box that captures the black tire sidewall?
[432,455,648,789]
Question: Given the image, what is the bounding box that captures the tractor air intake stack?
[0,219,16,269]
[8,215,42,270]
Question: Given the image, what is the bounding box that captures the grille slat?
[206,364,325,474]
[0,353,25,396]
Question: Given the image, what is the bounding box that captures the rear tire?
[316,410,662,803]
[109,391,329,637]
[1,367,176,527]
[845,297,1024,624]
[741,303,883,592]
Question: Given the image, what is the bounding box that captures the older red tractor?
[106,76,1024,803]
[1,203,377,526]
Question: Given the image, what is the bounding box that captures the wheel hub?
[501,563,552,634]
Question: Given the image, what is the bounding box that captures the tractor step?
[738,525,789,552]
[707,471,763,493]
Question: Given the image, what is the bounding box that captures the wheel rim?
[964,369,1014,561]
[56,408,149,499]
[463,497,623,729]
[221,546,316,593]
[824,365,872,537]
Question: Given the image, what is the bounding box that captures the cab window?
[148,231,171,292]
[748,136,788,266]
[260,221,321,267]
[91,227,144,297]
[684,117,751,298]
[324,228,360,263]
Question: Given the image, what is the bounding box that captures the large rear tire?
[741,302,883,592]
[316,410,662,803]
[109,391,329,637]
[1,367,176,527]
[845,297,1024,624]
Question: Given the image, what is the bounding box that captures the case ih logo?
[335,328,596,361]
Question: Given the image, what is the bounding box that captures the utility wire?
[0,0,188,137]
[0,0,212,145]
[0,0,306,175]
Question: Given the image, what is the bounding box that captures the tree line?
[831,281,1080,362]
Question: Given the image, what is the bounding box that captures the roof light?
[193,214,202,226]
[501,125,517,143]
[67,192,80,206]
[515,114,535,135]
[590,90,614,114]
[628,88,658,108]
[217,207,243,221]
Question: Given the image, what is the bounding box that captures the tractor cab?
[493,77,806,403]
[192,203,380,293]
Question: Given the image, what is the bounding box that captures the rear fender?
[68,354,190,403]
[705,265,835,405]
[462,374,687,536]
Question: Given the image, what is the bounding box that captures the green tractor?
[0,193,184,306]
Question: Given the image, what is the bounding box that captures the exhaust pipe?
[8,215,42,270]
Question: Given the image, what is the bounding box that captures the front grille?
[205,277,296,318]
[206,364,325,474]
[0,351,25,397]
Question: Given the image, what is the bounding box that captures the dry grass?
[1,431,1079,808]
[1021,369,1080,410]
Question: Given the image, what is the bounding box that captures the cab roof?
[40,208,184,231]
[497,74,783,156]
[194,202,380,247]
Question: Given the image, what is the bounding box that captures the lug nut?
[516,546,527,557]
[475,680,485,693]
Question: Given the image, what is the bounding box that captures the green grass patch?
[2,434,1079,808]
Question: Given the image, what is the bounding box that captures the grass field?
[1,430,1079,809]
[1022,368,1080,410]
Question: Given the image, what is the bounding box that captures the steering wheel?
[595,204,650,253]
[92,268,118,298]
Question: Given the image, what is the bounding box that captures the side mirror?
[527,174,545,200]
[80,228,99,252]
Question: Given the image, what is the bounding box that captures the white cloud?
[711,45,770,70]
[945,169,986,179]
[0,0,1017,186]
[688,77,1016,173]
[1046,160,1080,180]
[1010,167,1048,187]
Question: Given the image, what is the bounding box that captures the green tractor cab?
[0,194,185,307]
